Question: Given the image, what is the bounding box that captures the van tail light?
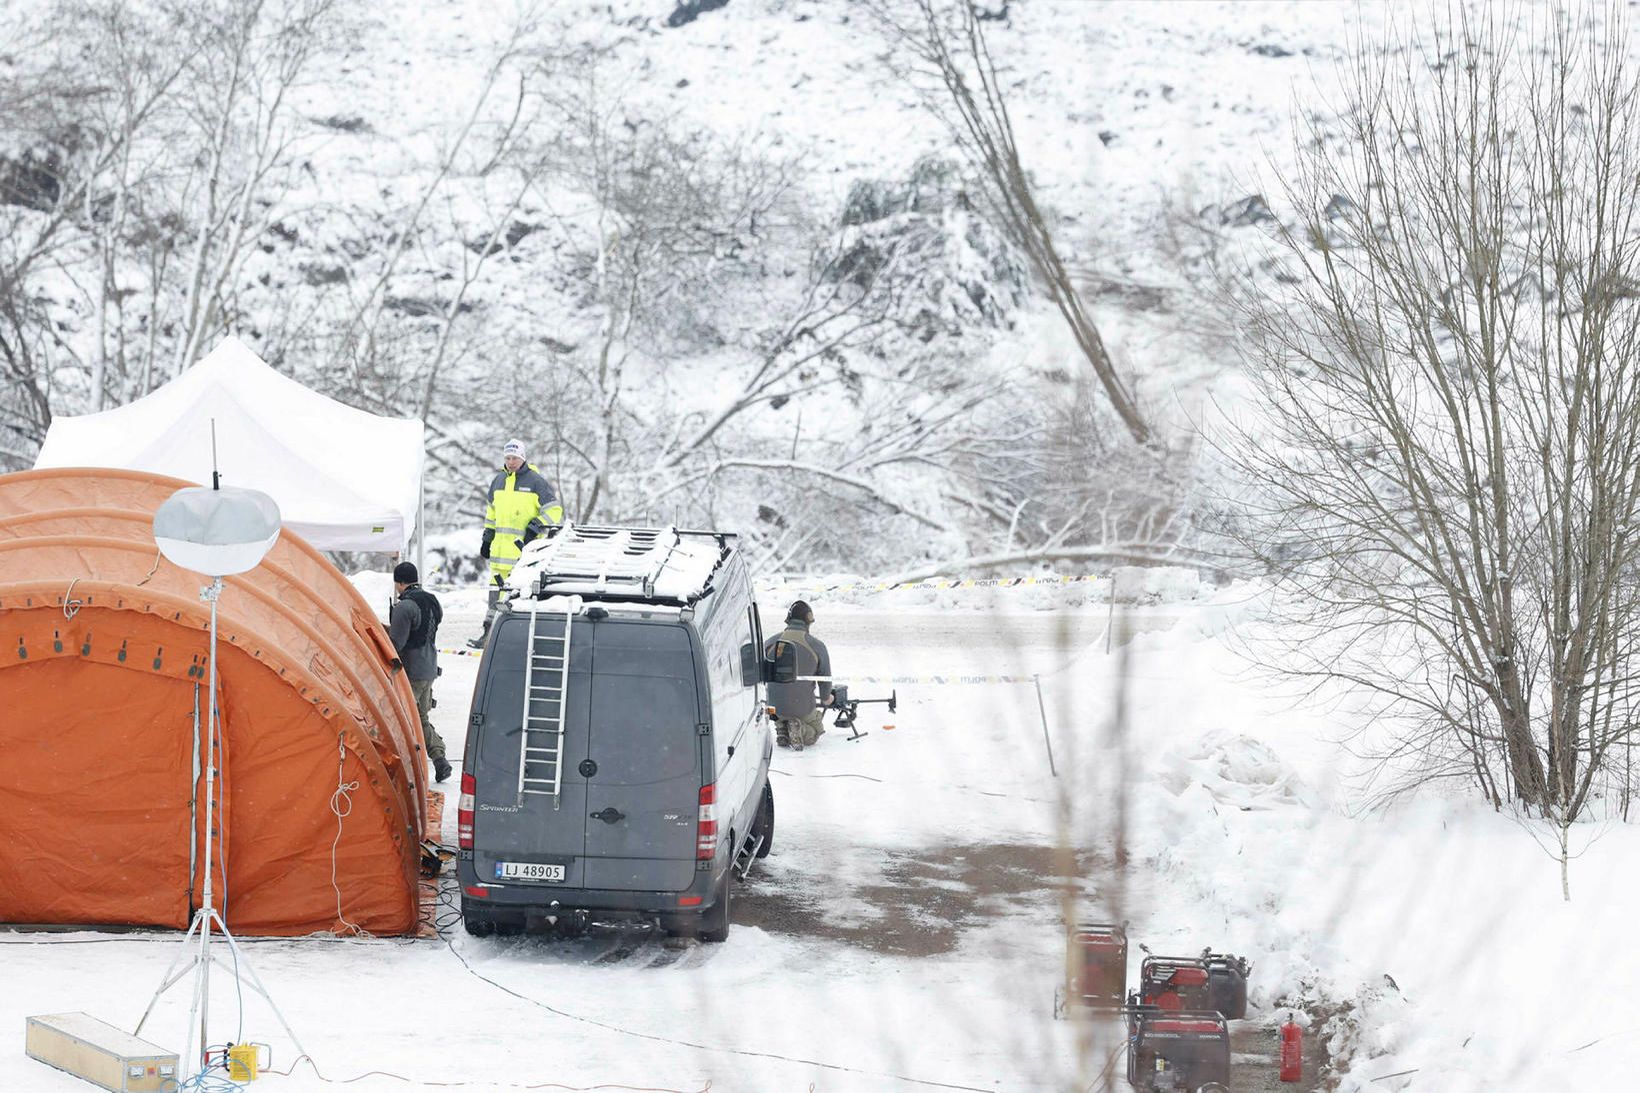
[696,783,717,860]
[458,773,476,850]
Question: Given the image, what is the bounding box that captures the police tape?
[438,647,484,658]
[796,674,1040,685]
[758,573,1100,595]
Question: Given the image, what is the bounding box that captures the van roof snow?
[504,524,732,605]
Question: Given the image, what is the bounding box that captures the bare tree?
[164,0,337,379]
[0,0,338,468]
[880,0,1152,446]
[515,61,973,543]
[1227,4,1640,896]
[0,1,195,464]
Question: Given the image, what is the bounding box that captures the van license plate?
[496,861,565,882]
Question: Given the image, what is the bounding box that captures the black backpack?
[768,628,813,683]
[400,587,443,650]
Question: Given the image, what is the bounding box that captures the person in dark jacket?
[764,599,833,751]
[389,562,451,782]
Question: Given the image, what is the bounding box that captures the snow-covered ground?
[4,582,1632,1091]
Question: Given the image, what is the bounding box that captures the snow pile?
[347,569,395,622]
[1157,731,1321,812]
[760,564,1207,614]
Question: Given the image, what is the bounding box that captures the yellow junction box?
[227,1041,267,1081]
[25,1012,179,1093]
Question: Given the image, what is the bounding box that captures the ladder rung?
[518,598,574,808]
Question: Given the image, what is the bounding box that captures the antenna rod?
[210,419,220,490]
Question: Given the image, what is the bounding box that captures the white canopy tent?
[35,337,425,555]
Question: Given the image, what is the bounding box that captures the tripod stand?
[133,578,305,1078]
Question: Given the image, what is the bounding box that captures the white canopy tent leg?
[416,479,426,580]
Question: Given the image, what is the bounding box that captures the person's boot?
[434,756,453,783]
[775,720,792,748]
[467,611,495,650]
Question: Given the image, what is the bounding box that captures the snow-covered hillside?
[0,0,1387,571]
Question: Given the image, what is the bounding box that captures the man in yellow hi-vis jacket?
[469,439,564,648]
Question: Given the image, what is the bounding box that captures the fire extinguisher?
[1280,1011,1304,1083]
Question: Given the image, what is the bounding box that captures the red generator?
[1125,1007,1231,1092]
[1066,921,1128,1009]
[1136,951,1250,1020]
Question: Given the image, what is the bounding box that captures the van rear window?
[587,623,699,783]
[474,618,700,783]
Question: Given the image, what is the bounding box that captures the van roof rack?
[514,524,731,605]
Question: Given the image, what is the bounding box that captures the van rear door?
[582,620,702,892]
[471,613,592,886]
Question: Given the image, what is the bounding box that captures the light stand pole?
[135,483,306,1080]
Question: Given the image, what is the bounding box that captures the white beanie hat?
[503,438,526,460]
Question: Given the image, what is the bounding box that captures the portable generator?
[1124,1007,1231,1093]
[1067,921,1128,1008]
[1135,950,1250,1020]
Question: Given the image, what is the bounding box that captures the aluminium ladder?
[531,525,680,598]
[517,606,574,808]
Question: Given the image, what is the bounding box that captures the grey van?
[456,525,775,942]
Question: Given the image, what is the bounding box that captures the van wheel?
[461,897,496,937]
[698,874,732,943]
[750,784,774,859]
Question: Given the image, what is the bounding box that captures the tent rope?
[134,547,163,587]
[329,733,370,938]
[62,578,82,620]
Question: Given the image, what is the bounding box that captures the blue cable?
[161,1053,250,1093]
[164,1072,248,1093]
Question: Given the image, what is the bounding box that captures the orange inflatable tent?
[0,468,428,935]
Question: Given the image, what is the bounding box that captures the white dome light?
[153,486,283,576]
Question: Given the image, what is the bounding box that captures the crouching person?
[390,562,452,782]
[764,599,833,751]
